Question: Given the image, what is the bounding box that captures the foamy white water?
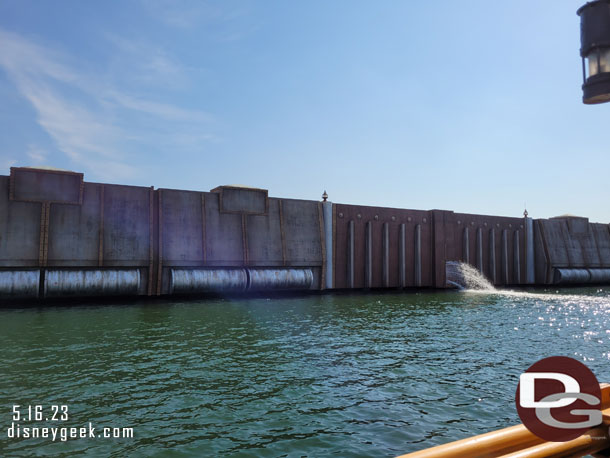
[447,261,610,306]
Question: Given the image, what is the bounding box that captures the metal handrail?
[397,383,610,458]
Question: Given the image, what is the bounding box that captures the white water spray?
[446,261,495,291]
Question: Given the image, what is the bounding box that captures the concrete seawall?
[1,167,609,300]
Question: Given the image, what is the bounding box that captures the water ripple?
[1,287,610,456]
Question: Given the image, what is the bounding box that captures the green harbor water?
[2,287,610,457]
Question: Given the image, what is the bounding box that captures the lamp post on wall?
[578,0,610,104]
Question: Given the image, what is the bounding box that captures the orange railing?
[397,384,610,458]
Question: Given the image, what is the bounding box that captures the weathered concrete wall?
[0,176,41,267]
[47,182,101,267]
[156,186,323,294]
[535,216,610,284]
[1,166,609,299]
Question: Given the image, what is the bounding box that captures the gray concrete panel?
[103,185,151,265]
[542,220,571,267]
[47,183,101,266]
[11,168,82,204]
[161,189,204,264]
[214,186,267,214]
[323,202,333,288]
[281,199,322,265]
[204,192,244,264]
[246,198,282,265]
[593,223,610,267]
[0,176,41,266]
[560,221,586,267]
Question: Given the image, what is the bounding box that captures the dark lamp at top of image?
[578,0,610,104]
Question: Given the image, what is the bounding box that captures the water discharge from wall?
[446,261,496,291]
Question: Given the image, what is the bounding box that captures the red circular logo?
[515,356,601,442]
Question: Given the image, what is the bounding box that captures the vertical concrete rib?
[347,220,355,288]
[201,193,207,264]
[99,184,105,267]
[502,229,509,285]
[365,221,372,288]
[147,186,153,295]
[333,205,337,288]
[489,228,496,284]
[241,214,249,265]
[463,227,470,264]
[382,222,389,287]
[414,224,422,287]
[514,230,521,284]
[525,217,535,284]
[156,189,163,296]
[279,200,287,266]
[38,202,50,267]
[317,202,326,290]
[476,227,483,273]
[399,223,406,288]
[322,202,333,289]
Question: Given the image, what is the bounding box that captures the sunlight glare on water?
[2,286,610,457]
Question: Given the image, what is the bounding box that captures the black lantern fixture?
[578,1,610,104]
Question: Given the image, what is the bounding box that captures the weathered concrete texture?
[10,167,83,204]
[0,176,42,267]
[203,192,244,265]
[47,183,101,267]
[212,186,268,214]
[322,202,333,289]
[160,189,204,266]
[281,199,322,266]
[3,167,610,298]
[103,184,151,266]
[538,216,610,268]
[246,198,283,266]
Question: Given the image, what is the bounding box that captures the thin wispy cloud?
[140,0,257,42]
[104,91,211,123]
[0,156,17,171]
[103,33,191,89]
[141,0,222,29]
[0,27,214,182]
[25,144,49,165]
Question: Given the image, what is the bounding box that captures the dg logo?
[515,356,602,442]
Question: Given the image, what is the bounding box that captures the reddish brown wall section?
[333,204,433,288]
[446,212,526,286]
[333,204,527,289]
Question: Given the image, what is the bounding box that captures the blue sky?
[0,0,608,222]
